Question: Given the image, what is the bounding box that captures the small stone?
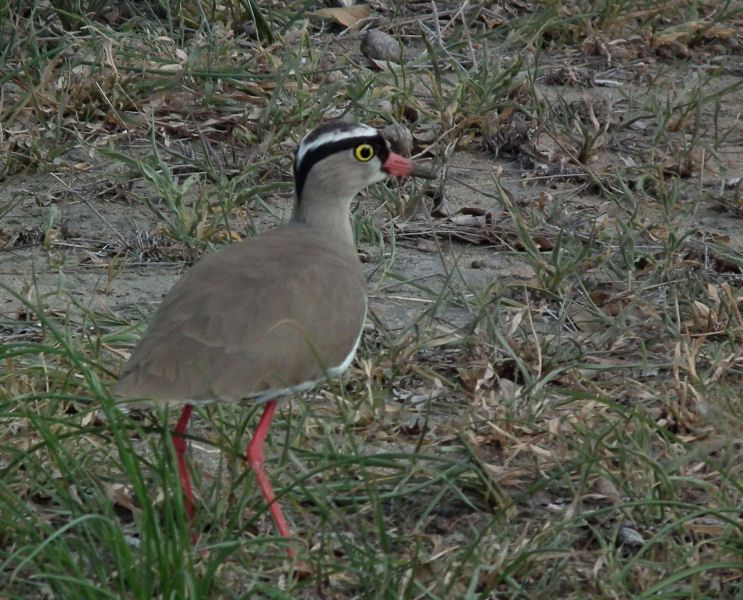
[361,30,400,61]
[617,524,644,547]
[238,22,258,38]
[382,124,413,156]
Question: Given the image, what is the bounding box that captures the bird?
[113,120,436,559]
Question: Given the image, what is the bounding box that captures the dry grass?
[2,1,743,598]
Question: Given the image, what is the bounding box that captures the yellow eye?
[354,143,375,162]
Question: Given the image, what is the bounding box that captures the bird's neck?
[291,190,357,250]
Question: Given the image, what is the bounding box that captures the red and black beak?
[382,152,436,179]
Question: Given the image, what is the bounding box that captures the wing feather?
[114,227,366,404]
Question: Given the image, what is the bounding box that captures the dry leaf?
[105,483,142,515]
[684,518,726,536]
[593,476,621,503]
[457,360,495,393]
[311,5,371,28]
[370,57,403,71]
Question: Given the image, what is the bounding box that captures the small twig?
[49,172,129,247]
[460,1,477,70]
[419,2,467,75]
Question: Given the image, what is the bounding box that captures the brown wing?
[113,226,366,405]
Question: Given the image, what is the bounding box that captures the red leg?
[246,400,295,558]
[173,404,195,518]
